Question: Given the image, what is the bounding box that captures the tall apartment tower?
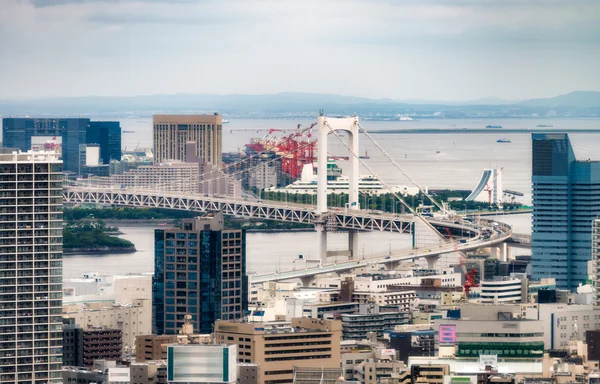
[153,212,247,335]
[531,133,600,291]
[153,114,222,167]
[0,151,63,383]
[592,219,600,305]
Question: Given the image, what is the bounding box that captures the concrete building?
[130,361,167,384]
[480,277,528,303]
[411,364,450,384]
[109,160,200,193]
[135,335,178,362]
[341,304,410,340]
[214,318,342,384]
[62,325,123,368]
[63,299,152,351]
[248,161,279,190]
[355,359,410,384]
[532,133,600,291]
[238,363,260,384]
[0,150,63,383]
[434,317,545,358]
[153,114,222,166]
[292,367,344,384]
[153,213,248,335]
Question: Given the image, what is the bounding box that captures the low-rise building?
[480,277,527,303]
[214,318,342,384]
[341,304,410,340]
[63,299,152,351]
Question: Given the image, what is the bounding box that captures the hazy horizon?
[1,0,599,101]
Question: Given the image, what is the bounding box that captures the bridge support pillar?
[299,276,314,287]
[348,230,359,260]
[499,243,508,262]
[424,255,440,271]
[316,224,328,266]
[386,260,400,271]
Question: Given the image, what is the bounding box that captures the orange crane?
[444,227,478,296]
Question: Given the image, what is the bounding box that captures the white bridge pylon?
[316,114,361,265]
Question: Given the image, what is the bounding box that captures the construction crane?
[444,227,478,297]
[483,167,504,206]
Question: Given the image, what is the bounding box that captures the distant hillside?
[521,91,600,108]
[0,91,598,117]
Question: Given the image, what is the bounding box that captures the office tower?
[0,151,63,383]
[87,121,122,165]
[153,114,222,167]
[214,318,342,384]
[593,219,600,305]
[531,133,600,291]
[2,117,89,175]
[153,212,247,335]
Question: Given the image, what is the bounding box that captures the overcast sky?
[0,0,599,101]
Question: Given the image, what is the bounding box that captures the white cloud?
[0,0,599,100]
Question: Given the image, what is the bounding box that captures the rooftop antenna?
[319,109,324,116]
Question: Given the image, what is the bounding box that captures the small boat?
[123,130,135,134]
[486,125,502,129]
[222,120,230,124]
[436,150,441,154]
[497,138,511,143]
[537,124,553,128]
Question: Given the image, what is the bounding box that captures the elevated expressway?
[62,186,513,284]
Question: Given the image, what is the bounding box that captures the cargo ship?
[486,125,503,129]
[497,138,511,143]
[536,124,553,128]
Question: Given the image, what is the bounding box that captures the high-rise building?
[531,133,600,291]
[0,150,63,383]
[2,117,89,175]
[153,115,222,167]
[153,212,247,335]
[87,121,122,165]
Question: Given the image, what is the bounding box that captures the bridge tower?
[316,114,361,265]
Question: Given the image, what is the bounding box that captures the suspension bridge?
[63,114,514,284]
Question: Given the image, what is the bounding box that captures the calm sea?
[5,116,598,277]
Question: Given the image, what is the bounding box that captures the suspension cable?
[358,122,445,212]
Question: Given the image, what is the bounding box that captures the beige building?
[109,161,200,193]
[214,318,342,384]
[63,299,152,351]
[153,114,222,166]
[135,335,178,362]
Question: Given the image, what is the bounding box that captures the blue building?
[87,121,122,165]
[153,212,247,335]
[2,117,89,175]
[531,133,600,290]
[2,117,121,175]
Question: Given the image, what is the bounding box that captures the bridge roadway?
[62,186,512,282]
[63,186,478,234]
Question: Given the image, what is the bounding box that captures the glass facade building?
[532,133,600,290]
[153,213,247,335]
[0,151,63,383]
[2,118,121,176]
[87,121,122,165]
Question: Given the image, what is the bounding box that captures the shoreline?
[64,246,137,256]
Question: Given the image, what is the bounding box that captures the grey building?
[153,212,248,335]
[0,151,64,383]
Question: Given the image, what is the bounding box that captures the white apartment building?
[0,151,64,383]
[480,276,527,303]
